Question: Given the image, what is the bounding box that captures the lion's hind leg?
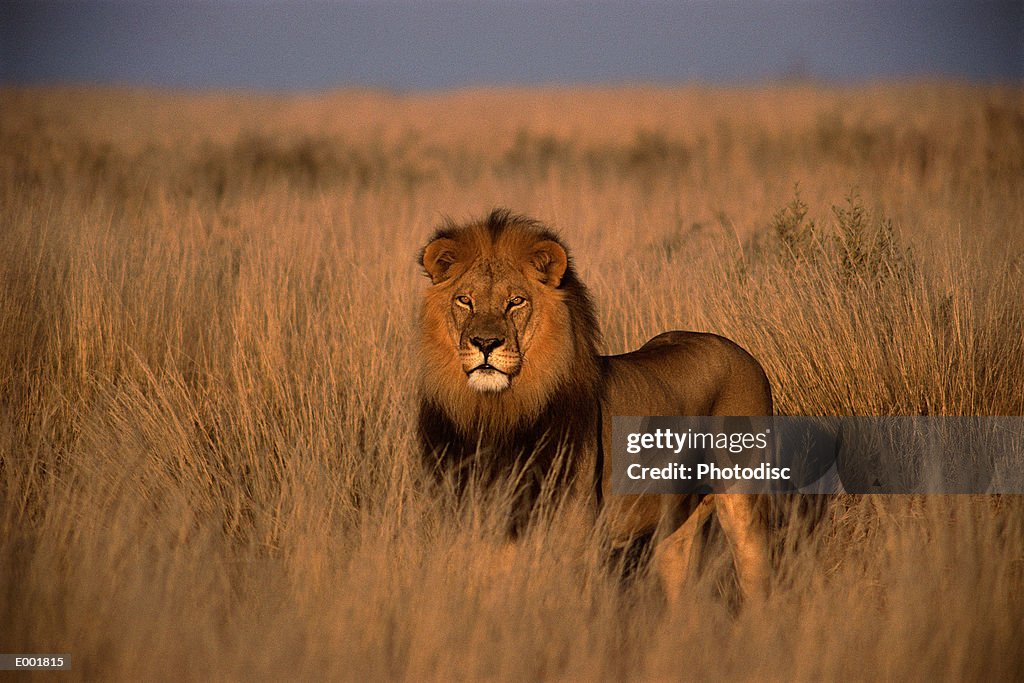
[715,493,771,602]
[653,495,715,607]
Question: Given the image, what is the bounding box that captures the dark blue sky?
[1,1,1021,90]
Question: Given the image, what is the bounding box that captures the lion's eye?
[455,295,473,309]
[507,296,526,310]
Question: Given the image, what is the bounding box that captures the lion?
[417,209,773,604]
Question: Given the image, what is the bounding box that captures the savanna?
[1,84,1023,679]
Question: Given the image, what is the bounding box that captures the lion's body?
[596,332,772,542]
[417,210,773,602]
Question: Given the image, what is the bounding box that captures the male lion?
[417,209,772,604]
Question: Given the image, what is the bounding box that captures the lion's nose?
[470,337,504,354]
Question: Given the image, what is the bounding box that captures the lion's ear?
[529,240,568,287]
[421,238,460,284]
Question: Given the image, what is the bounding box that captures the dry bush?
[1,83,1023,680]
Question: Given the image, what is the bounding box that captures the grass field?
[2,83,1023,680]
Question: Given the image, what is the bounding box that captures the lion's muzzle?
[461,336,519,392]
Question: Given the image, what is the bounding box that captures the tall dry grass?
[1,83,1023,680]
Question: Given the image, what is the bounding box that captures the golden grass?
[1,83,1023,680]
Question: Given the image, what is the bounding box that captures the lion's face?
[421,229,569,395]
[448,259,533,392]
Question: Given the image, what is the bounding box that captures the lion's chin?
[466,368,512,393]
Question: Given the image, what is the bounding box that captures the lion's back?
[602,331,772,418]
